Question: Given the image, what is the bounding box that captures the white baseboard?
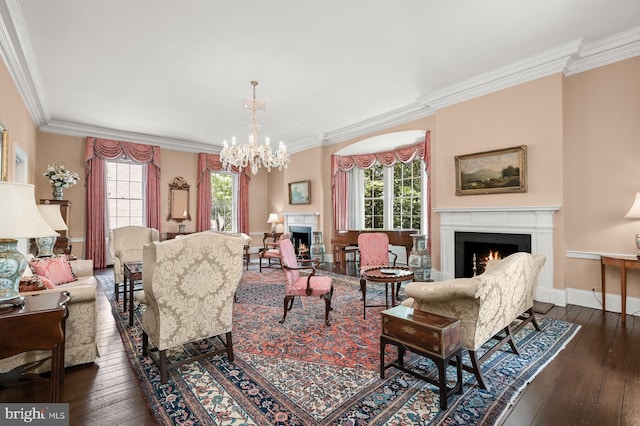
[536,286,640,318]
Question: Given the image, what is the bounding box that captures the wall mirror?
[167,176,191,222]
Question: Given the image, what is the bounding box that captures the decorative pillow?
[28,255,77,286]
[19,275,56,292]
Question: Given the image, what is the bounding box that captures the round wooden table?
[360,266,414,319]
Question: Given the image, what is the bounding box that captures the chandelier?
[220,81,290,175]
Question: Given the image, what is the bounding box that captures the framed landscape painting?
[288,180,311,205]
[455,145,527,195]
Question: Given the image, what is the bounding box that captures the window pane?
[211,172,233,231]
[107,161,145,231]
[392,160,422,230]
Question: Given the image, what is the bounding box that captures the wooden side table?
[380,305,462,410]
[124,261,143,326]
[0,291,70,402]
[600,255,640,324]
[360,266,414,319]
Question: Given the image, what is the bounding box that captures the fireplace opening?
[289,226,312,258]
[455,232,531,278]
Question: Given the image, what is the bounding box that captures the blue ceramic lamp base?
[0,239,27,306]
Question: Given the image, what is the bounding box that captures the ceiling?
[0,1,639,154]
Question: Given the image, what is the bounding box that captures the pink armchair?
[358,232,398,318]
[259,232,291,271]
[278,238,333,326]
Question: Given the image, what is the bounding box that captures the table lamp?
[267,213,279,240]
[0,182,58,305]
[624,192,640,259]
[36,204,68,257]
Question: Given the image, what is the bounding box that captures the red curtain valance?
[332,137,427,174]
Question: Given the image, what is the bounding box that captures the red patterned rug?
[234,267,395,371]
[103,261,581,425]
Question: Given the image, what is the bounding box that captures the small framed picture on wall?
[288,180,311,205]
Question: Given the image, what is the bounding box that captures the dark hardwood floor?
[2,263,639,425]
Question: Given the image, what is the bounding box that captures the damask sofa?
[402,252,546,389]
[0,257,98,375]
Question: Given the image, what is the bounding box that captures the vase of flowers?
[44,163,79,200]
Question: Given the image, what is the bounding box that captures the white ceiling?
[0,0,639,154]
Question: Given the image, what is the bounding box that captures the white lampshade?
[0,182,58,304]
[0,182,58,239]
[267,213,279,224]
[624,193,640,219]
[37,204,68,231]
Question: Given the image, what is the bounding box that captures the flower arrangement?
[44,163,79,188]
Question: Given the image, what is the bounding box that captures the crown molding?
[418,39,583,111]
[41,120,214,153]
[565,26,640,75]
[320,102,435,147]
[0,0,49,126]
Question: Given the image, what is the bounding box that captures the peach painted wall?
[432,74,565,287]
[35,132,87,255]
[0,58,38,183]
[563,56,640,297]
[159,149,198,236]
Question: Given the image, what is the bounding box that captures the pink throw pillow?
[28,255,77,286]
[19,275,56,292]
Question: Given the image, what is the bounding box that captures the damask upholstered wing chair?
[259,232,291,272]
[358,232,398,318]
[108,226,159,294]
[135,231,247,384]
[402,252,546,390]
[279,238,333,326]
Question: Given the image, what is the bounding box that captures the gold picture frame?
[455,145,527,195]
[288,180,311,205]
[0,121,8,182]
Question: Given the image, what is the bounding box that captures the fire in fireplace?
[289,226,312,258]
[455,232,531,278]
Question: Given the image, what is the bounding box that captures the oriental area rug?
[101,262,580,425]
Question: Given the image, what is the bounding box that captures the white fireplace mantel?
[435,206,560,305]
[282,212,320,233]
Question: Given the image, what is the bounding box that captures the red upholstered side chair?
[259,233,291,272]
[278,238,333,326]
[358,232,398,318]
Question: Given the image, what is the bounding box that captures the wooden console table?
[600,255,640,324]
[0,291,70,402]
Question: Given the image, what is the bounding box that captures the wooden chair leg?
[360,277,367,319]
[225,331,234,362]
[468,350,489,390]
[322,288,333,326]
[530,308,542,331]
[515,307,541,333]
[159,350,168,384]
[142,331,149,356]
[279,296,294,323]
[504,326,521,356]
